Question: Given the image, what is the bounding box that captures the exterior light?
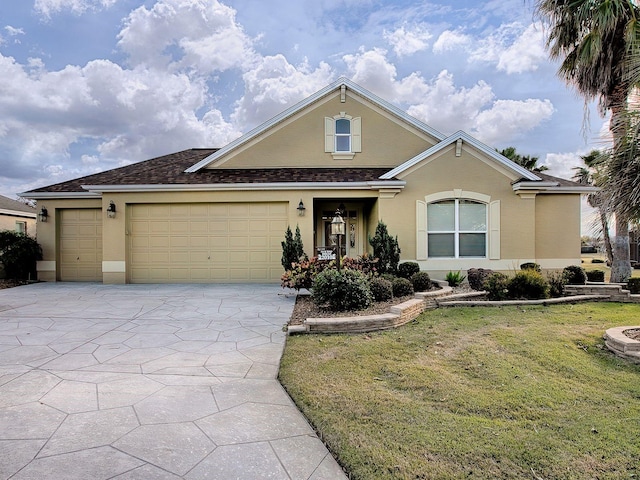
[38,207,48,222]
[331,209,346,271]
[106,201,116,218]
[297,199,306,216]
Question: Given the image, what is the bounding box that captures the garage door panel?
[59,209,102,282]
[129,202,286,283]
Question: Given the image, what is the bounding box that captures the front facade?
[24,78,593,284]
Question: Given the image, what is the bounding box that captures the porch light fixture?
[297,199,306,216]
[106,201,116,219]
[331,208,346,271]
[38,207,48,223]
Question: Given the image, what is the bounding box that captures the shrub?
[520,262,541,273]
[547,271,567,298]
[508,270,550,300]
[368,222,401,274]
[563,265,586,285]
[627,278,640,294]
[341,254,379,276]
[281,257,330,291]
[312,269,373,311]
[467,268,494,291]
[391,277,414,297]
[586,270,605,282]
[369,277,393,301]
[398,262,420,279]
[483,272,510,301]
[0,231,42,280]
[445,270,466,287]
[411,271,431,292]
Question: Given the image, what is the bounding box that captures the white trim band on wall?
[102,261,126,273]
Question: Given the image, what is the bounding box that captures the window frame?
[426,198,488,259]
[325,114,361,159]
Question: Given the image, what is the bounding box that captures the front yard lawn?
[279,303,640,479]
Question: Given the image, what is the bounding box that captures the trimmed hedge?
[411,271,431,292]
[508,270,549,300]
[391,277,414,297]
[369,277,393,301]
[398,262,420,279]
[312,269,373,311]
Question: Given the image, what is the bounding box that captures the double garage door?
[129,203,288,283]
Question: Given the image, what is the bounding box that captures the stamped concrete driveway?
[0,283,346,480]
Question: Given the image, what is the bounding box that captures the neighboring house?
[0,194,36,237]
[23,78,594,284]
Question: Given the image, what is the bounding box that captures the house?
[0,194,36,236]
[23,78,594,284]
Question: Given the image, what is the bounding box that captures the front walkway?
[0,283,346,479]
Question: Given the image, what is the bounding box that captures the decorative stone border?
[604,327,640,363]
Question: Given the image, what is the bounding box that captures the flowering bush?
[281,257,331,291]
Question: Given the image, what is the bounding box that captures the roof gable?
[380,131,541,181]
[185,77,446,172]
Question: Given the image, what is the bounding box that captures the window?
[325,115,361,158]
[15,221,27,235]
[427,199,487,257]
[335,118,351,152]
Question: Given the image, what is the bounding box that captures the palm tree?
[572,150,613,264]
[498,147,549,172]
[536,0,640,282]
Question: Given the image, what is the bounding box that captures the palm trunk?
[599,208,614,265]
[610,214,632,282]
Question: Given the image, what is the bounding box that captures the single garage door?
[129,203,288,283]
[59,209,103,282]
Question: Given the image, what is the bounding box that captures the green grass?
[279,304,640,479]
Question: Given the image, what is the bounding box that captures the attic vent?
[340,85,346,103]
[455,138,462,157]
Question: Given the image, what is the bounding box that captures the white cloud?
[384,24,432,57]
[232,55,334,128]
[343,48,553,145]
[4,26,25,37]
[544,151,583,180]
[433,29,472,54]
[117,0,255,73]
[434,22,546,74]
[34,0,117,17]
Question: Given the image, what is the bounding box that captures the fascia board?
[380,131,541,181]
[185,77,445,173]
[513,182,599,194]
[0,208,37,218]
[19,191,101,200]
[81,180,406,193]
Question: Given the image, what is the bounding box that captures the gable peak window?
[325,114,361,159]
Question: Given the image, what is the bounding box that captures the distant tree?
[498,147,548,172]
[572,149,613,264]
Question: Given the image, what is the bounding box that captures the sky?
[0,0,610,232]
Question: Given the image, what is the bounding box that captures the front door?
[318,206,363,259]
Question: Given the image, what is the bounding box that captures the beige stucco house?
[23,78,592,284]
[0,194,36,237]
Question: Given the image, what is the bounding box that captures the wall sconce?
[297,199,306,216]
[38,207,48,223]
[106,201,116,218]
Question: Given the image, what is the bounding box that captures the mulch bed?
[624,328,640,341]
[0,280,29,290]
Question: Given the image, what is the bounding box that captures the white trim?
[380,131,540,181]
[102,261,126,273]
[82,181,406,193]
[424,190,491,204]
[413,258,581,271]
[0,208,36,219]
[185,77,445,173]
[512,182,598,194]
[36,260,56,272]
[20,191,100,200]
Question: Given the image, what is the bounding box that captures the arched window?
[427,199,487,257]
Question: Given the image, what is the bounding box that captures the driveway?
[0,283,346,479]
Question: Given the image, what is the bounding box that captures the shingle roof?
[25,148,397,194]
[0,194,36,214]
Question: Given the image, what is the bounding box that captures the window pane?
[459,233,486,257]
[336,135,350,151]
[427,201,455,231]
[459,200,486,231]
[335,119,350,134]
[428,233,454,257]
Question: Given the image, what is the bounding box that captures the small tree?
[368,221,401,274]
[0,230,42,280]
[293,225,305,261]
[281,226,297,271]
